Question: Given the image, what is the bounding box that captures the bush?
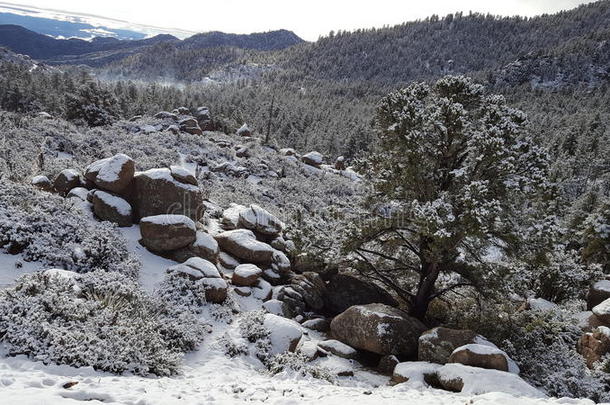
[0,270,206,376]
[267,352,334,382]
[0,181,140,277]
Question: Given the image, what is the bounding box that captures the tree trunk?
[410,262,440,321]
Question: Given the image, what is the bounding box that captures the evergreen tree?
[345,76,553,320]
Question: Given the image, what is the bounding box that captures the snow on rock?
[262,299,287,316]
[53,169,81,195]
[392,361,441,387]
[592,298,610,324]
[170,165,197,186]
[219,251,240,269]
[67,187,89,201]
[263,313,303,355]
[221,203,248,229]
[588,280,610,310]
[238,204,284,236]
[92,190,133,227]
[130,168,203,222]
[252,278,272,301]
[140,215,197,252]
[236,123,252,137]
[525,297,558,312]
[31,175,52,191]
[190,231,219,262]
[215,229,275,265]
[232,263,263,286]
[318,340,358,359]
[435,363,545,397]
[449,344,520,374]
[301,151,324,167]
[85,154,135,193]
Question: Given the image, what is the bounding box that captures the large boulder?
[92,190,133,227]
[31,175,52,191]
[418,327,484,364]
[140,215,196,252]
[448,344,519,374]
[236,123,252,137]
[238,204,284,236]
[53,169,81,195]
[232,264,262,286]
[214,229,275,265]
[592,298,610,324]
[575,311,606,332]
[330,303,426,358]
[85,154,135,194]
[588,280,610,310]
[324,274,398,316]
[577,326,610,368]
[301,151,324,167]
[127,168,203,222]
[263,314,302,355]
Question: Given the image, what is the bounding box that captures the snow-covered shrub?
[267,352,334,382]
[0,181,140,277]
[238,310,272,361]
[0,270,205,376]
[502,310,610,401]
[215,333,248,358]
[157,271,209,312]
[449,298,610,401]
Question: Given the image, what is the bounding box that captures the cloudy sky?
[8,0,598,40]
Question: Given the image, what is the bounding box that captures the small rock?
[31,175,52,191]
[318,340,358,359]
[53,169,81,196]
[232,264,263,286]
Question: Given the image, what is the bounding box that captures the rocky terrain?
[0,102,608,404]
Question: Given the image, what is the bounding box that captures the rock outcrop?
[330,303,426,358]
[140,215,197,252]
[577,326,610,368]
[324,274,398,316]
[85,154,135,194]
[92,190,133,227]
[128,168,203,222]
[588,281,610,311]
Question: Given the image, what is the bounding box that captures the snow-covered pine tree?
[346,75,555,320]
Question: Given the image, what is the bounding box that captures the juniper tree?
[346,76,554,320]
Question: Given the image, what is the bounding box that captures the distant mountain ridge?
[0,24,305,64]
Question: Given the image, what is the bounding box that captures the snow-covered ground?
[0,221,602,405]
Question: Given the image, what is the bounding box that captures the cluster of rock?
[136,106,216,135]
[280,148,349,173]
[33,153,203,229]
[576,280,610,367]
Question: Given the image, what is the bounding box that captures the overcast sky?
[10,0,598,40]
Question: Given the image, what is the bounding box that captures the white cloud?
[8,0,597,40]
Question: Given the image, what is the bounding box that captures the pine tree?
[345,76,554,320]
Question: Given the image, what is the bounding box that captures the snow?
[94,190,132,216]
[436,363,544,398]
[0,252,44,289]
[31,175,49,185]
[136,168,199,191]
[234,263,262,278]
[593,280,610,293]
[302,151,324,165]
[452,344,520,374]
[318,340,357,358]
[592,298,610,317]
[262,299,285,316]
[393,362,442,389]
[60,168,79,181]
[95,153,132,183]
[183,257,220,278]
[263,314,303,355]
[140,214,195,229]
[222,203,247,229]
[67,187,89,201]
[252,279,272,300]
[598,326,610,338]
[117,225,176,292]
[527,297,558,312]
[167,263,203,279]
